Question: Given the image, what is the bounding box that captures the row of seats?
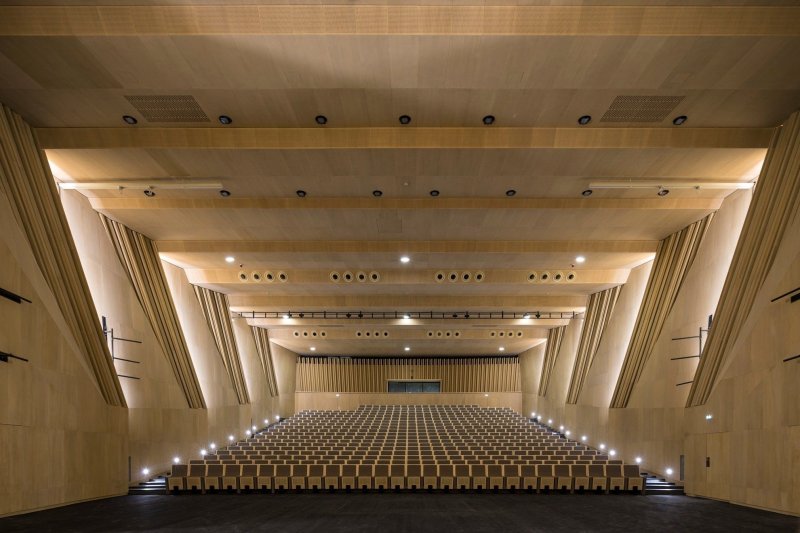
[169,463,643,493]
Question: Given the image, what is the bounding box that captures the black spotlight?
[219,190,231,197]
[315,115,328,125]
[577,115,592,125]
[346,313,352,318]
[464,312,470,318]
[398,115,411,125]
[429,190,440,197]
[143,189,155,197]
[657,189,670,197]
[358,312,364,318]
[672,115,687,126]
[296,190,307,198]
[582,189,593,197]
[218,115,233,125]
[122,115,138,125]
[535,312,541,319]
[506,189,517,197]
[372,190,383,197]
[299,313,305,318]
[482,115,495,125]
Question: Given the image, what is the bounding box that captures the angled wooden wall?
[0,104,125,406]
[296,356,520,393]
[100,215,206,408]
[688,111,800,407]
[193,285,250,404]
[252,327,279,398]
[610,213,714,408]
[538,326,566,396]
[566,286,622,404]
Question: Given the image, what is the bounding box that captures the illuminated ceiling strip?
[589,180,755,190]
[58,181,223,191]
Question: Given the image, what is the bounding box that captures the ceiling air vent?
[124,95,210,123]
[600,95,684,123]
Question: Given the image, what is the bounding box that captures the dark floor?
[2,493,797,533]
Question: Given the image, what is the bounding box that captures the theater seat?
[168,464,187,492]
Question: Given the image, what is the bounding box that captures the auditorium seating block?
[168,405,644,494]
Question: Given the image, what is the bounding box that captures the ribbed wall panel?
[0,104,125,406]
[296,356,520,393]
[538,326,566,396]
[252,327,279,397]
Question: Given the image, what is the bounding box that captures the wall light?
[547,419,553,425]
[173,457,181,464]
[264,419,269,424]
[404,347,410,352]
[609,449,616,457]
[245,430,251,436]
[251,425,257,431]
[228,435,234,442]
[498,347,505,352]
[225,256,235,263]
[565,430,571,437]
[705,414,713,420]
[275,415,280,420]
[310,347,316,352]
[575,256,586,263]
[559,425,565,431]
[666,468,674,476]
[635,457,642,464]
[599,443,606,450]
[484,393,489,397]
[581,435,587,441]
[200,449,207,456]
[531,412,536,418]
[209,443,216,450]
[142,468,150,476]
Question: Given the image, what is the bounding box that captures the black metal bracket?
[675,380,694,387]
[771,286,799,303]
[101,316,143,380]
[783,354,800,363]
[0,287,32,304]
[0,350,29,363]
[235,310,577,320]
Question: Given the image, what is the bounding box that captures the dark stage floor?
[2,493,797,532]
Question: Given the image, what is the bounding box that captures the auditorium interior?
[0,2,798,531]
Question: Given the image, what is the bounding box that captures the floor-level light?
[666,468,674,476]
[173,457,181,464]
[635,457,642,464]
[142,468,150,476]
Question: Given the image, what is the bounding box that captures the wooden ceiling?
[1,2,797,355]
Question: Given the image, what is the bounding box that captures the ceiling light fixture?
[482,115,495,125]
[672,115,688,126]
[225,256,235,263]
[219,189,231,197]
[296,190,307,198]
[218,115,233,125]
[505,189,516,197]
[429,190,440,197]
[589,180,754,191]
[657,188,670,197]
[398,115,411,125]
[122,115,138,125]
[578,115,592,125]
[58,181,223,191]
[575,256,586,263]
[581,189,593,197]
[498,347,505,352]
[403,313,411,320]
[372,190,383,197]
[143,189,156,197]
[315,115,328,125]
[310,347,316,352]
[404,347,410,352]
[522,313,530,319]
[400,256,410,264]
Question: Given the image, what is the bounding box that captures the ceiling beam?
[35,127,773,151]
[228,294,587,311]
[188,268,629,286]
[157,240,658,254]
[92,196,722,212]
[265,328,549,341]
[245,318,571,329]
[2,6,798,36]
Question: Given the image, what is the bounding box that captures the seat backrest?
[407,464,421,476]
[358,464,372,476]
[325,464,340,477]
[588,464,605,477]
[390,464,405,476]
[503,464,519,476]
[292,464,308,476]
[241,464,258,476]
[189,464,206,476]
[309,464,324,476]
[487,464,502,476]
[342,464,356,476]
[224,464,241,476]
[275,464,291,476]
[570,464,587,476]
[374,464,389,476]
[554,464,570,476]
[206,464,223,476]
[606,464,622,477]
[171,464,188,477]
[537,464,553,476]
[258,464,274,476]
[623,464,640,477]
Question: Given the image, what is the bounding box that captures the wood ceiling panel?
[270,337,543,357]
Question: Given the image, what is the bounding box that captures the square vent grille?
[124,95,209,123]
[600,95,684,123]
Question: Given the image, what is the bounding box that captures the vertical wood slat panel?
[251,327,279,397]
[538,326,567,396]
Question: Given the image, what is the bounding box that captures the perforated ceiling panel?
[124,95,209,123]
[600,95,684,123]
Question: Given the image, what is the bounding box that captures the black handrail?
[783,354,800,363]
[0,350,29,363]
[771,286,800,302]
[0,287,32,304]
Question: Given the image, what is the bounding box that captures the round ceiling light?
[122,115,138,125]
[400,256,410,264]
[219,189,231,197]
[505,189,517,197]
[296,190,307,198]
[657,189,670,197]
[575,256,586,263]
[225,256,235,263]
[429,190,440,197]
[372,190,383,197]
[578,115,592,125]
[672,115,688,126]
[143,189,155,197]
[315,115,328,125]
[581,189,593,197]
[398,115,411,125]
[218,115,233,125]
[482,115,495,125]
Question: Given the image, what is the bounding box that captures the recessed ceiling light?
[122,115,138,125]
[522,313,531,319]
[225,256,235,263]
[498,347,505,352]
[398,115,411,125]
[143,189,155,197]
[219,189,231,197]
[315,115,327,125]
[400,256,410,263]
[672,115,687,126]
[282,314,290,320]
[218,115,233,125]
[429,190,440,197]
[581,189,593,197]
[310,347,316,351]
[578,115,592,125]
[403,313,411,320]
[404,347,410,351]
[575,256,586,263]
[372,190,383,197]
[296,190,307,198]
[505,189,516,197]
[482,115,495,125]
[657,189,670,197]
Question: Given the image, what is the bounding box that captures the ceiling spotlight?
[535,312,541,319]
[404,347,410,352]
[315,115,328,125]
[429,190,440,197]
[522,313,531,319]
[581,189,593,197]
[143,189,156,197]
[672,115,687,126]
[225,256,235,263]
[398,115,411,125]
[657,188,670,197]
[282,314,290,320]
[400,256,411,263]
[498,347,505,352]
[310,347,316,352]
[296,190,307,198]
[372,190,383,197]
[575,256,586,263]
[218,115,233,125]
[482,115,495,125]
[505,189,516,197]
[122,115,138,125]
[578,115,592,125]
[403,313,411,320]
[219,189,231,197]
[264,419,269,424]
